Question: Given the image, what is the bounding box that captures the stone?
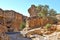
[0,9,27,32]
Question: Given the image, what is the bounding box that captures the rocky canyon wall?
[0,8,26,32]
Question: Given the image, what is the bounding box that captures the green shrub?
[45,23,51,29]
[20,22,26,30]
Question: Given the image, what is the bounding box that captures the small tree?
[20,22,26,30]
[45,23,52,29]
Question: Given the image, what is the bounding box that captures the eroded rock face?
[28,5,38,17]
[27,17,49,29]
[0,8,26,32]
[27,16,57,29]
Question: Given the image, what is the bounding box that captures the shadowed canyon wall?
[0,8,26,32]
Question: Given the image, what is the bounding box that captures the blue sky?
[0,0,60,16]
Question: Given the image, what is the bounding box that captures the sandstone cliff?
[27,16,57,29]
[0,8,26,32]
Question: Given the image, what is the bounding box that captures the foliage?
[49,9,57,16]
[31,4,57,17]
[48,16,58,24]
[20,22,26,30]
[38,12,44,17]
[36,5,49,17]
[45,23,52,29]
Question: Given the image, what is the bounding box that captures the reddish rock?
[28,5,37,17]
[0,8,26,32]
[0,25,7,33]
[27,17,48,29]
[27,16,57,29]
